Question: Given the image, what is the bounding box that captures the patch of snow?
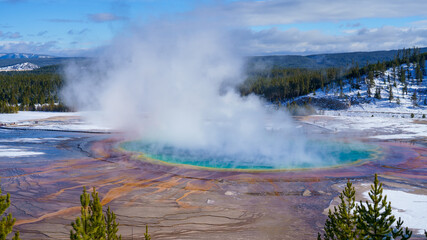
[305,61,427,118]
[0,62,39,71]
[0,145,44,157]
[27,124,111,132]
[363,189,427,234]
[301,113,427,140]
[0,111,79,124]
[0,111,112,132]
[0,137,70,143]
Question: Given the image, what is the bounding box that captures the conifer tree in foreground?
[144,226,151,240]
[105,206,121,240]
[357,174,412,240]
[319,180,359,239]
[0,181,20,240]
[319,174,413,240]
[70,187,121,240]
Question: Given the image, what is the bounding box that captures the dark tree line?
[240,67,342,102]
[0,65,69,113]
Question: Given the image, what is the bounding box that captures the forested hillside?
[241,47,427,112]
[0,65,68,113]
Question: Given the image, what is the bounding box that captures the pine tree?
[70,187,106,240]
[90,188,106,239]
[105,206,121,240]
[368,71,375,86]
[0,180,20,240]
[356,174,412,240]
[403,84,408,96]
[319,174,413,240]
[375,87,381,100]
[400,67,406,83]
[411,91,417,106]
[11,231,20,240]
[144,226,151,240]
[389,85,393,102]
[319,180,359,239]
[416,64,422,84]
[421,55,426,75]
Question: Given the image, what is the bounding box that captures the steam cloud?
[62,19,324,168]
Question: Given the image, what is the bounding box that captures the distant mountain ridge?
[0,62,39,71]
[3,47,427,70]
[0,53,55,59]
[0,57,86,68]
[248,47,427,69]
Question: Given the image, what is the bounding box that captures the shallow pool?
[120,139,379,170]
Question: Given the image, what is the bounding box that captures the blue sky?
[1,0,427,56]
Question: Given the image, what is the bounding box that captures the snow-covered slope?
[0,62,39,71]
[0,53,54,59]
[305,61,427,117]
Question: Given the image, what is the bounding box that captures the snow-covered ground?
[298,62,427,140]
[363,189,427,234]
[0,137,70,143]
[0,111,111,132]
[0,145,44,157]
[0,111,79,123]
[309,62,427,114]
[302,113,427,140]
[329,182,427,235]
[0,111,110,158]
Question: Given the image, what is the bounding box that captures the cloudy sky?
[1,0,426,56]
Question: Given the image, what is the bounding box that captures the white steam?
[62,20,322,168]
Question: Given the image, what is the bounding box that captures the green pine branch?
[319,174,413,240]
[70,187,123,240]
[0,180,20,240]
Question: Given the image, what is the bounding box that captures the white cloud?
[235,25,427,55]
[198,0,427,26]
[0,40,57,53]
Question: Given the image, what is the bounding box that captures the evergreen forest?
[0,65,68,113]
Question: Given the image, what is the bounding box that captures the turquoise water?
[120,140,378,170]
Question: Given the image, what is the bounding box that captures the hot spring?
[120,139,379,170]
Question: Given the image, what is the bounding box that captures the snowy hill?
[0,62,40,71]
[0,53,55,59]
[298,62,427,118]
